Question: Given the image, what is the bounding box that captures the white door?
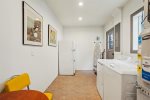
[59,41,74,75]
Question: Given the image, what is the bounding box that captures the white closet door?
[59,41,74,75]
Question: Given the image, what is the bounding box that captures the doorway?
[106,28,114,59]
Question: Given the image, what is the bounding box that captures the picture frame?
[48,25,57,47]
[22,1,43,46]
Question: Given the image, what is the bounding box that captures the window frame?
[130,7,144,53]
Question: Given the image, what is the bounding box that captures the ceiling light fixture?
[78,17,83,21]
[78,2,84,6]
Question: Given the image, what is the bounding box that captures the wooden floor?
[45,70,101,100]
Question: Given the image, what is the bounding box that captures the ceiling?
[46,0,129,27]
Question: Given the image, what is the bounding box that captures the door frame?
[115,23,121,52]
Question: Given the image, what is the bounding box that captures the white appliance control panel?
[137,84,150,97]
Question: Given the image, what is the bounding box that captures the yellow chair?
[44,93,53,100]
[4,73,53,100]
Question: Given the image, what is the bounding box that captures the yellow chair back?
[4,73,30,92]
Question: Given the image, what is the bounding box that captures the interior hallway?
[46,71,101,100]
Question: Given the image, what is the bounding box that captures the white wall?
[122,0,143,55]
[104,0,143,57]
[64,26,104,70]
[0,0,63,92]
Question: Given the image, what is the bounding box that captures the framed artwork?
[22,1,43,46]
[48,25,57,47]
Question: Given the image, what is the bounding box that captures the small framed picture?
[48,25,57,47]
[22,1,43,46]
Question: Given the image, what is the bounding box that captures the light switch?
[31,51,34,56]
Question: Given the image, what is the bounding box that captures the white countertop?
[98,59,137,75]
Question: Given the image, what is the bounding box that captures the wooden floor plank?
[46,70,101,100]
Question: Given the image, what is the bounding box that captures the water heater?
[142,0,150,84]
[141,33,150,84]
[137,0,150,99]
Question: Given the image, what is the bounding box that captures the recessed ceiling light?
[78,2,84,6]
[35,18,40,20]
[78,17,83,21]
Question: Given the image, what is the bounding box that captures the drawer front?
[126,83,136,93]
[124,75,137,93]
[125,96,136,100]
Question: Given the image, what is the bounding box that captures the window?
[108,32,114,49]
[131,7,144,53]
[107,28,114,50]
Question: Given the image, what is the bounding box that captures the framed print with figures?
[22,1,43,46]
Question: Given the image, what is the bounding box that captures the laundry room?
[0,0,150,100]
